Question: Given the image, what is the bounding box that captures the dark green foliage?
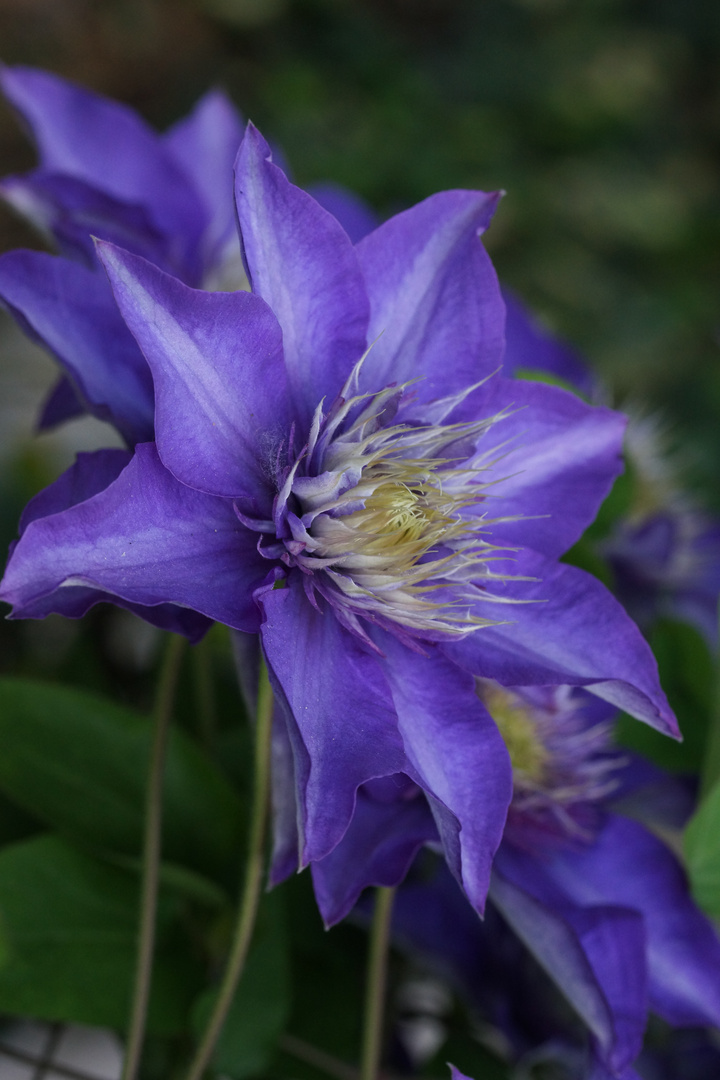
[0,677,245,883]
[615,619,715,772]
[0,835,199,1033]
[685,779,720,920]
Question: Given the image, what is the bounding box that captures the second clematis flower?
[0,123,678,914]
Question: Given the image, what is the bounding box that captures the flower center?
[480,682,548,784]
[477,680,623,849]
[242,357,524,642]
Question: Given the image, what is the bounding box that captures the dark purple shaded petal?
[635,1029,720,1080]
[259,576,409,866]
[0,170,174,271]
[0,65,203,273]
[588,1053,642,1080]
[163,89,244,271]
[542,814,720,1029]
[490,852,647,1074]
[37,375,85,431]
[268,702,301,887]
[674,521,720,648]
[0,249,154,444]
[610,756,695,832]
[605,514,720,651]
[308,182,379,244]
[356,189,503,400]
[502,288,598,399]
[235,124,370,429]
[392,859,609,1065]
[440,550,678,737]
[375,634,512,914]
[97,241,288,502]
[8,448,210,641]
[476,375,626,558]
[310,784,437,926]
[392,861,488,1003]
[229,627,261,717]
[0,443,266,632]
[10,584,212,642]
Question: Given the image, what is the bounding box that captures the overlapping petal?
[502,288,598,398]
[9,449,211,640]
[375,633,513,913]
[0,250,154,444]
[97,240,288,502]
[0,171,171,270]
[37,374,85,431]
[490,852,647,1074]
[543,814,720,1029]
[0,64,203,269]
[311,784,436,926]
[309,182,379,244]
[259,577,409,866]
[475,375,626,558]
[441,550,677,737]
[235,124,370,428]
[163,89,243,270]
[0,444,266,633]
[356,189,504,399]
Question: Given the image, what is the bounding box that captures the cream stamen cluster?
[477,680,623,848]
[249,360,527,640]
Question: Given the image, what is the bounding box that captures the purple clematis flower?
[0,122,678,914]
[378,684,720,1079]
[502,295,720,651]
[602,415,720,651]
[0,64,245,442]
[0,65,374,446]
[502,288,600,402]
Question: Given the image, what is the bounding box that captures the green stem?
[183,659,274,1080]
[360,886,396,1080]
[280,1034,358,1080]
[192,633,217,750]
[122,633,186,1080]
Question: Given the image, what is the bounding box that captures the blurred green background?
[1,0,719,502]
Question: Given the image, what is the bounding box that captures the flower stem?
[360,886,396,1080]
[183,658,274,1080]
[122,632,186,1080]
[280,1034,358,1080]
[192,632,217,750]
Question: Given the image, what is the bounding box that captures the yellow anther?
[479,682,548,783]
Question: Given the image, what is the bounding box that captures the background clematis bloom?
[381,684,720,1079]
[501,293,720,652]
[0,64,245,442]
[0,122,678,916]
[0,65,373,444]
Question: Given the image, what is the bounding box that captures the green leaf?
[0,834,199,1032]
[0,678,244,882]
[281,871,366,1064]
[684,779,720,920]
[192,889,290,1077]
[513,367,587,399]
[614,619,714,772]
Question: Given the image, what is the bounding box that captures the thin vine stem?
[192,632,217,750]
[183,658,274,1080]
[360,886,396,1080]
[122,632,186,1080]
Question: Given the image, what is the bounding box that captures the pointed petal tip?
[239,120,272,161]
